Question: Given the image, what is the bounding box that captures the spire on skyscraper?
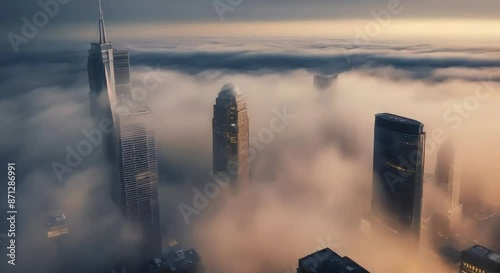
[98,0,107,43]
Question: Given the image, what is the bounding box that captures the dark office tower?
[297,248,370,273]
[434,140,463,234]
[371,113,426,239]
[212,83,250,189]
[460,245,500,273]
[87,0,161,260]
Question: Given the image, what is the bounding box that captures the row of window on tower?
[462,262,487,273]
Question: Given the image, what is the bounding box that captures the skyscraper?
[434,140,463,235]
[87,0,161,260]
[117,108,161,259]
[87,1,132,122]
[371,113,426,239]
[212,83,250,189]
[87,0,121,164]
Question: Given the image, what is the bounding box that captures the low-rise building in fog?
[297,248,369,273]
[46,212,69,239]
[144,249,203,273]
[460,245,500,273]
[46,211,69,255]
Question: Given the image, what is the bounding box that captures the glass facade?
[113,49,132,101]
[212,83,250,189]
[87,2,161,261]
[372,113,425,238]
[117,109,161,259]
[87,42,115,124]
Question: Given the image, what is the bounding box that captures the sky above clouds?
[2,1,500,273]
[2,0,500,48]
[2,0,500,25]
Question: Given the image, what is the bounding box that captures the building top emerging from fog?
[375,113,423,134]
[46,212,69,239]
[87,0,161,262]
[314,73,338,91]
[461,245,500,273]
[297,248,370,273]
[165,249,202,272]
[212,83,250,190]
[218,83,243,100]
[372,113,425,241]
[466,246,500,262]
[145,249,203,273]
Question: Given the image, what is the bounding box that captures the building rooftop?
[144,248,202,273]
[165,248,202,273]
[46,212,69,239]
[375,113,424,135]
[298,248,370,273]
[218,83,242,99]
[376,113,423,126]
[315,74,339,80]
[464,245,500,264]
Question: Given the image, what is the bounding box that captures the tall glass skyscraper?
[116,108,161,259]
[212,83,250,189]
[87,0,161,260]
[87,2,115,125]
[371,113,426,239]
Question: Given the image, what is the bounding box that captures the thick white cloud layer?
[2,38,500,273]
